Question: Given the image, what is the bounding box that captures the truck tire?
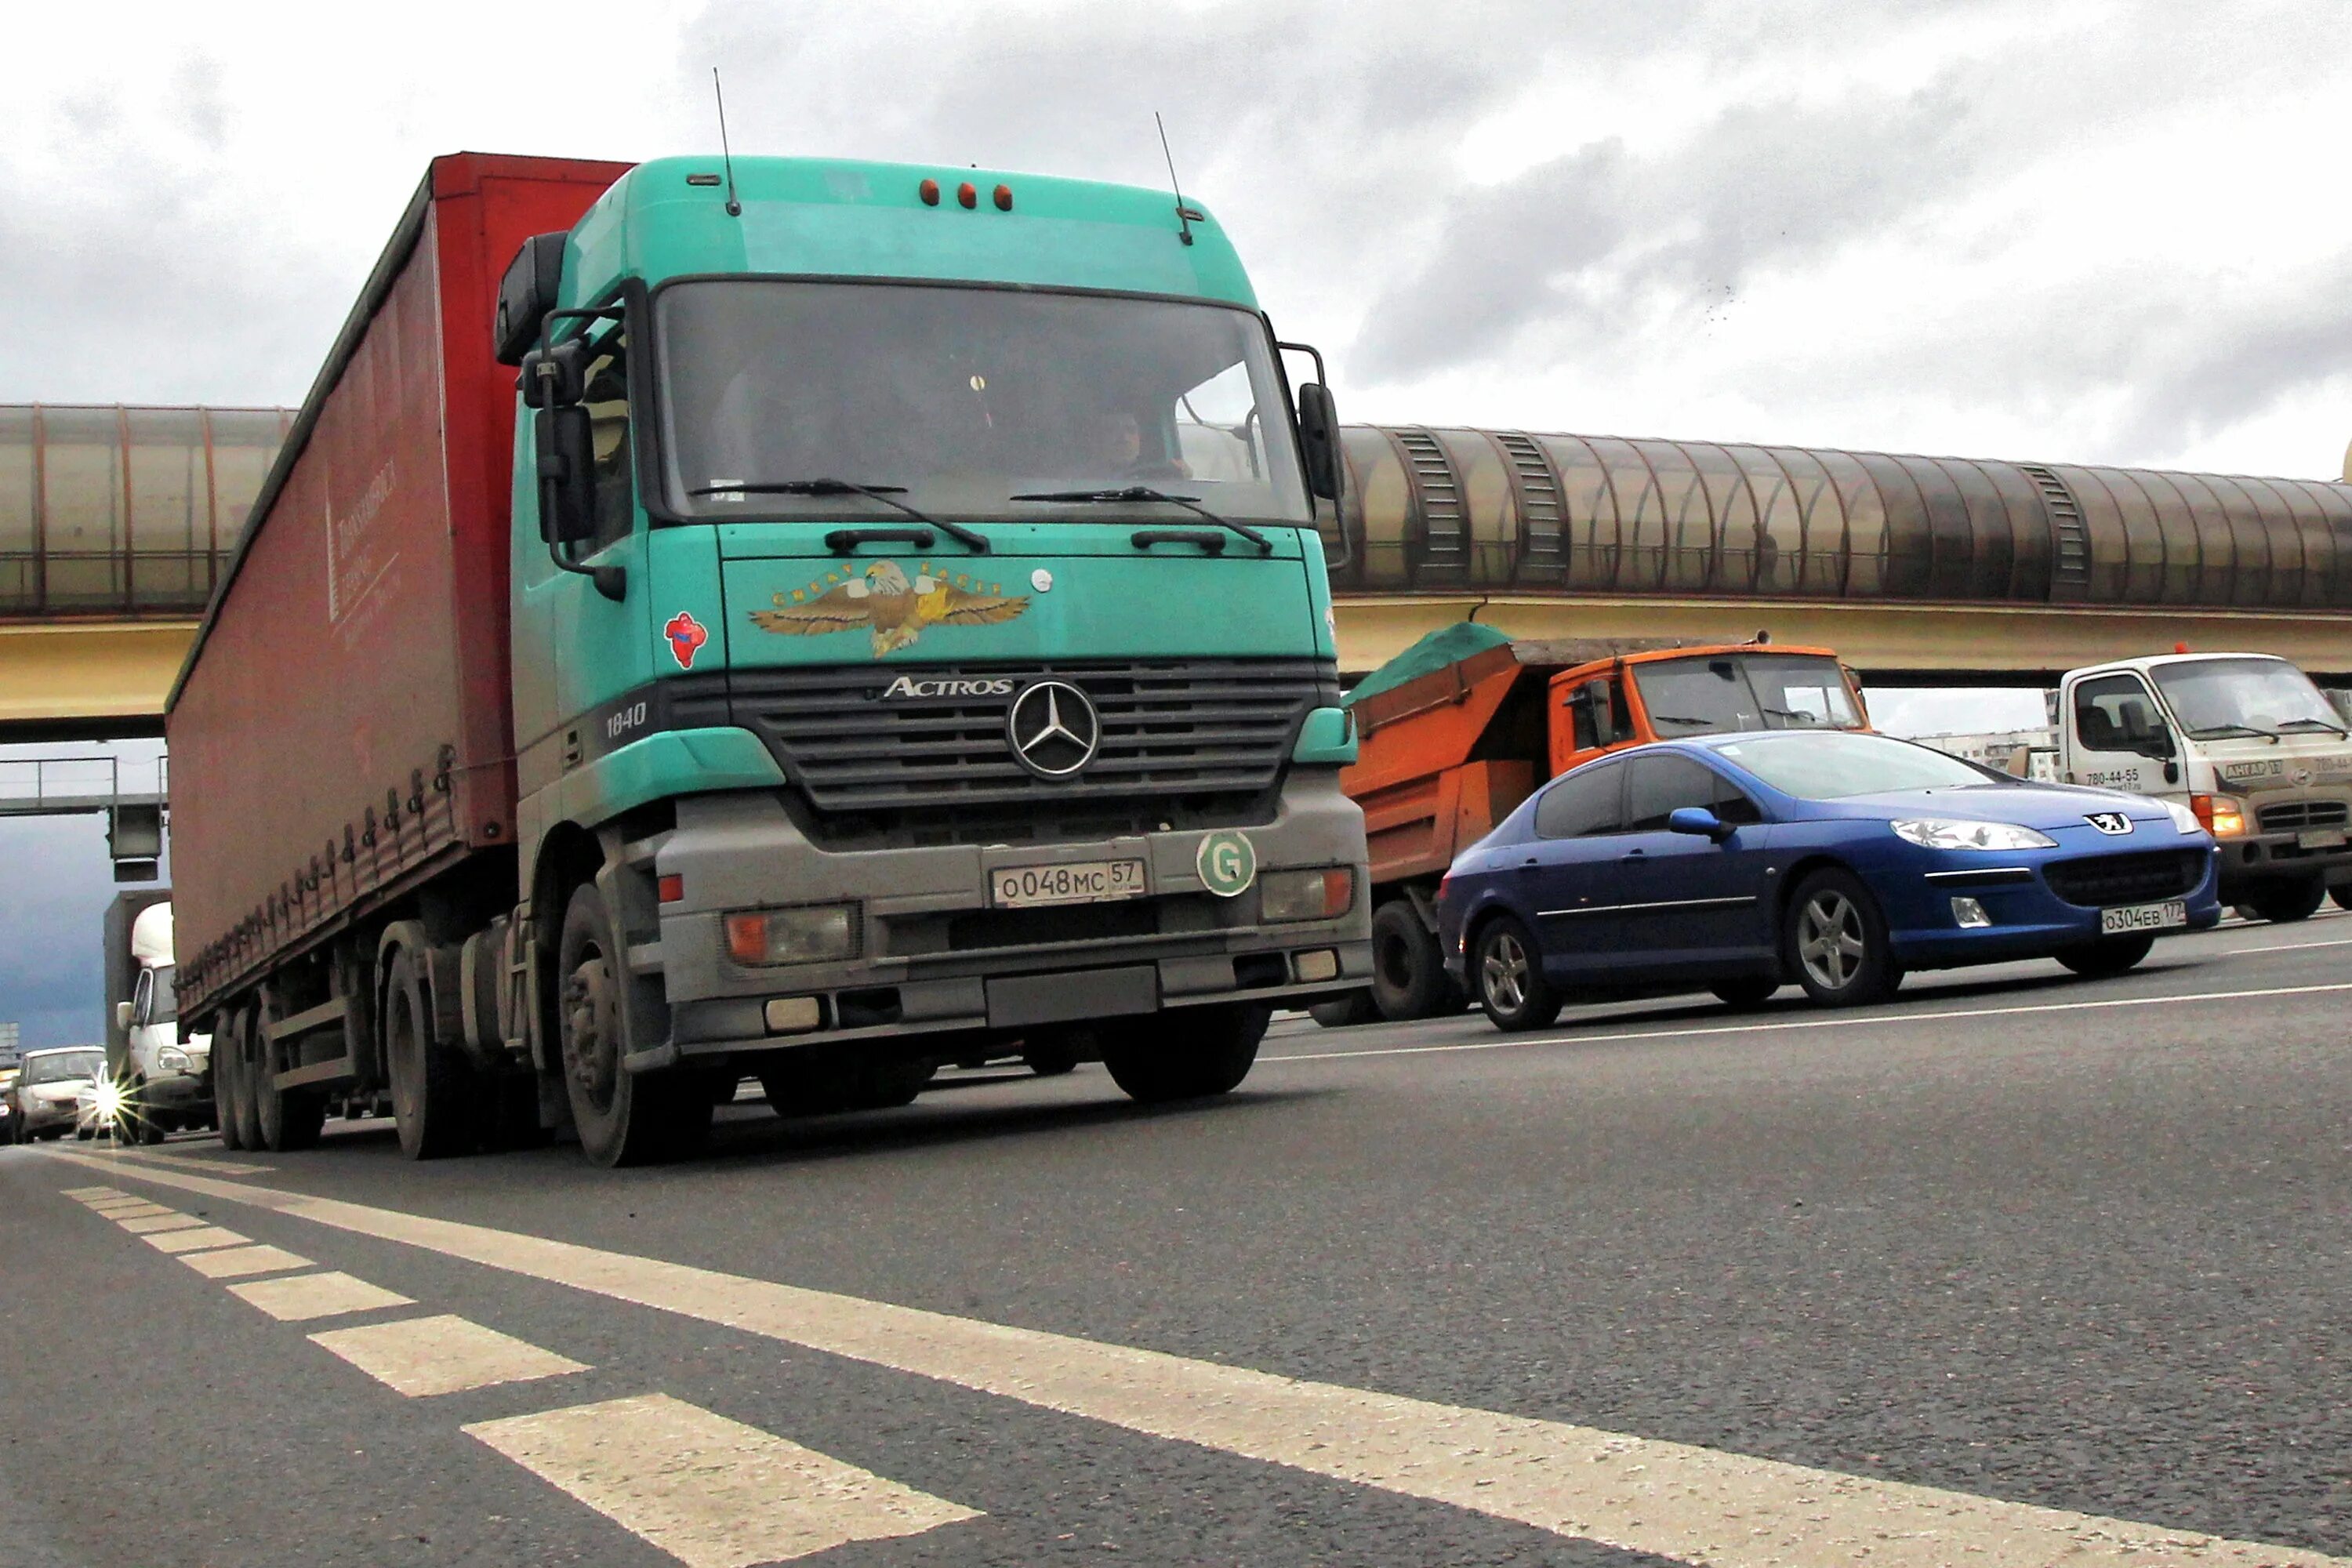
[559,884,710,1167]
[1101,1003,1269,1103]
[252,998,327,1153]
[2332,885,2352,913]
[1472,916,1562,1032]
[228,1007,264,1152]
[1307,991,1379,1029]
[2056,932,2156,977]
[2249,877,2326,924]
[212,1016,245,1150]
[134,1080,167,1145]
[383,944,476,1160]
[1784,869,1904,1007]
[1370,902,1457,1021]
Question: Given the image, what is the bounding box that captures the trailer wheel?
[558,884,710,1167]
[228,1007,264,1152]
[383,945,475,1160]
[2332,885,2352,913]
[252,998,327,1153]
[1369,902,1458,1021]
[1101,1003,1269,1104]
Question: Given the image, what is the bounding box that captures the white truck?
[107,901,215,1142]
[2056,652,2352,922]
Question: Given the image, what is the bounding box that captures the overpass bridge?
[5,405,2351,738]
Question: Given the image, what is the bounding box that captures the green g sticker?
[1196,830,1257,898]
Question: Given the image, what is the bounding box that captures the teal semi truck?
[169,152,1370,1166]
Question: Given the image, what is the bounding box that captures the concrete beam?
[1334,595,2352,684]
[0,620,190,741]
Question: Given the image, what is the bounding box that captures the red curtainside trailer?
[169,154,630,1033]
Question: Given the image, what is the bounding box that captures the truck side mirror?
[115,1001,134,1030]
[1581,678,1616,746]
[537,406,597,546]
[1295,383,1343,503]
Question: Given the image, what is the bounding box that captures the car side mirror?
[1668,806,1732,841]
[1581,679,1616,746]
[114,1001,133,1030]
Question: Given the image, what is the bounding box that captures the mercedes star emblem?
[1007,680,1101,778]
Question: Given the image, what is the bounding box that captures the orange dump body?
[1343,639,1866,890]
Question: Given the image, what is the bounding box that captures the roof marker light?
[918,177,940,206]
[956,181,978,209]
[993,183,1013,211]
[2175,641,2190,654]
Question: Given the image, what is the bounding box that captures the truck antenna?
[1155,112,1200,246]
[713,67,742,217]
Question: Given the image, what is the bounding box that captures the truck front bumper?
[2215,833,2352,895]
[638,772,1373,1066]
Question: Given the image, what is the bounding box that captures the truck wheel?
[252,1000,327,1153]
[213,1016,245,1150]
[559,884,710,1166]
[1370,902,1457,1021]
[2249,878,2326,924]
[2332,885,2352,913]
[1022,1029,1086,1076]
[1307,991,1379,1029]
[1472,916,1562,1032]
[134,1081,167,1145]
[1101,1004,1269,1103]
[229,1007,265,1152]
[2056,933,2155,977]
[1784,869,1903,1007]
[384,945,475,1160]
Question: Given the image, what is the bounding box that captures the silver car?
[11,1047,103,1142]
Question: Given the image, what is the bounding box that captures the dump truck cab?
[1334,626,1867,1022]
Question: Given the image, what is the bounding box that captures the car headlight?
[723,903,859,967]
[2162,799,2201,835]
[158,1047,191,1073]
[1890,818,2057,851]
[1260,867,1354,922]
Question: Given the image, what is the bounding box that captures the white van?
[2057,652,2352,922]
[112,902,215,1141]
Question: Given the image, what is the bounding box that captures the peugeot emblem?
[1007,680,1100,778]
[2085,811,2132,836]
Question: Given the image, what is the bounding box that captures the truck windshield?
[1634,655,1862,735]
[655,281,1311,526]
[21,1050,102,1085]
[2151,658,2345,739]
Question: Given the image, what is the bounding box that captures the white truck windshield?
[2151,658,2346,739]
[656,281,1311,525]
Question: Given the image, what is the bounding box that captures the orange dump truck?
[1327,624,1870,1022]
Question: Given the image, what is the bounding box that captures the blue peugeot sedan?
[1436,731,2221,1029]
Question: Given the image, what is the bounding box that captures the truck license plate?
[2100,899,2186,935]
[2299,829,2347,850]
[990,858,1148,909]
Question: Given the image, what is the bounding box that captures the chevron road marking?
[310,1314,587,1399]
[45,1150,2343,1568]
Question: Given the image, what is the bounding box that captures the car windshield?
[22,1050,102,1085]
[1714,732,2005,799]
[1635,655,1863,735]
[655,281,1311,525]
[2151,658,2343,738]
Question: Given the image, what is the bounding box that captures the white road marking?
[310,1313,588,1398]
[144,1225,252,1254]
[182,1243,311,1278]
[118,1213,205,1235]
[89,1199,172,1218]
[463,1393,981,1568]
[225,1270,412,1321]
[1263,979,2352,1065]
[62,1185,128,1200]
[56,1155,2343,1568]
[2220,935,2352,957]
[84,1149,272,1176]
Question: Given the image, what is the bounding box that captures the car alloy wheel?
[1472,916,1561,1032]
[1796,888,1866,992]
[1481,929,1532,1014]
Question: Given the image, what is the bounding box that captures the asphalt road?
[5,913,2350,1567]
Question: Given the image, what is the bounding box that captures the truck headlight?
[1260,867,1354,922]
[1890,818,2056,851]
[2162,799,2201,835]
[724,904,859,967]
[158,1047,191,1073]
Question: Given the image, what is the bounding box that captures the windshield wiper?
[2187,723,2276,739]
[1010,486,1274,556]
[689,479,990,554]
[2278,717,2349,735]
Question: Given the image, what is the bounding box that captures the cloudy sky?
[3,0,2346,1042]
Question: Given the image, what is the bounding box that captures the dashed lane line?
[182,1243,313,1279]
[48,1152,2343,1568]
[463,1393,982,1568]
[310,1313,589,1399]
[117,1212,208,1235]
[1261,978,2352,1065]
[225,1269,412,1322]
[143,1225,252,1254]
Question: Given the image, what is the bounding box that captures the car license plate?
[2100,899,2186,935]
[990,858,1148,909]
[2299,829,2347,850]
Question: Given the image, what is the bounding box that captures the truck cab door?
[2065,673,2172,794]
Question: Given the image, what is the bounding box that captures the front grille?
[2258,799,2350,833]
[733,659,1335,814]
[2042,849,2207,908]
